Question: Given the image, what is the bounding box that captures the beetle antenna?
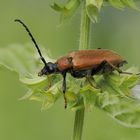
[15,19,47,66]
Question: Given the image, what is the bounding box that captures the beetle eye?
[46,62,55,73]
[48,66,53,72]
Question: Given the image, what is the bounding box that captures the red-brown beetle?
[15,19,138,108]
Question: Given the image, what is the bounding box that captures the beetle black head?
[38,62,58,76]
[15,19,58,76]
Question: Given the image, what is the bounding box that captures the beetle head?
[38,62,58,76]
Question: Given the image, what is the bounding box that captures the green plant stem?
[73,1,91,140]
[79,1,91,50]
[73,108,85,140]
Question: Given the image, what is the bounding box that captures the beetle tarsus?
[120,71,140,75]
[64,95,67,109]
[62,72,67,109]
[86,76,97,88]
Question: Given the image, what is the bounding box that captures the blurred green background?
[0,0,140,140]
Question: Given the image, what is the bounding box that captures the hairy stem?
[73,1,91,140]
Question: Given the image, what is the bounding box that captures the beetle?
[15,19,139,108]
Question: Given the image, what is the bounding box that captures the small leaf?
[51,3,63,11]
[80,85,100,111]
[108,0,125,9]
[65,91,78,109]
[30,95,43,102]
[121,75,139,88]
[20,76,47,85]
[121,0,139,10]
[132,85,140,100]
[41,82,62,110]
[86,0,104,22]
[66,91,78,102]
[51,0,81,22]
[19,89,33,100]
[41,93,56,111]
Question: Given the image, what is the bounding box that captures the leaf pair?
[51,0,139,22]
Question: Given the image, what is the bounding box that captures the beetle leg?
[116,69,140,75]
[92,60,109,75]
[62,72,67,109]
[86,76,98,88]
[47,75,52,89]
[100,60,140,75]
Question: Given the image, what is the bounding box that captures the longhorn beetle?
[15,19,139,108]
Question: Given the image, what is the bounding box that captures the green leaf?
[20,76,47,85]
[25,77,62,110]
[0,44,37,77]
[108,0,139,10]
[97,91,140,128]
[120,75,139,88]
[108,0,125,9]
[80,85,100,111]
[65,77,84,110]
[132,85,140,100]
[0,44,61,110]
[19,89,33,100]
[0,44,53,78]
[51,0,81,22]
[94,73,140,128]
[86,0,104,22]
[51,3,63,12]
[41,82,62,110]
[121,0,139,10]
